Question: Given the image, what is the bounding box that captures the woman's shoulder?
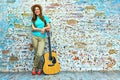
[44,15,51,22]
[44,15,49,19]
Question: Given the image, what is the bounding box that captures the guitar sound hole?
[48,56,56,66]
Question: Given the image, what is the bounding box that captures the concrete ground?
[0,71,120,80]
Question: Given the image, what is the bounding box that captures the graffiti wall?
[0,0,120,72]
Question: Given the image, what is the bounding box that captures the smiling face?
[34,7,40,16]
[31,4,44,22]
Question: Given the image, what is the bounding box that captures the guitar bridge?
[48,64,54,66]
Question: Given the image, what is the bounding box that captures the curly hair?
[31,4,46,27]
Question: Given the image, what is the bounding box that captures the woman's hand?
[45,28,50,32]
[41,28,45,34]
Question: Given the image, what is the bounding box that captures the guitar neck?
[47,32,52,60]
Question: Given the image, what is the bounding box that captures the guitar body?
[43,51,60,74]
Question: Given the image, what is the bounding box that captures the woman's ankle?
[32,68,36,71]
[32,68,37,75]
[37,69,42,75]
[38,69,42,71]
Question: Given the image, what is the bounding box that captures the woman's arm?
[41,23,50,34]
[32,24,41,31]
[32,23,50,34]
[44,23,50,31]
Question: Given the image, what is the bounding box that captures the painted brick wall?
[0,0,120,72]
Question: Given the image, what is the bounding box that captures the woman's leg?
[37,38,45,70]
[32,36,39,74]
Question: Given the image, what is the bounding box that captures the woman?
[31,4,51,75]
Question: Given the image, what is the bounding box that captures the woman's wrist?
[38,28,42,31]
[44,27,47,30]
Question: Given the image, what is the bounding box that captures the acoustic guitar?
[43,32,60,74]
